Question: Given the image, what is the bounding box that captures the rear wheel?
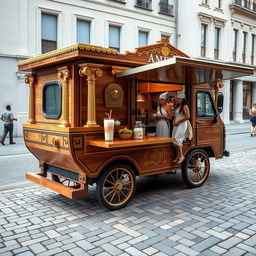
[182,149,210,187]
[97,164,136,210]
[51,174,80,188]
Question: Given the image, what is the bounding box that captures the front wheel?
[97,164,136,210]
[182,149,210,187]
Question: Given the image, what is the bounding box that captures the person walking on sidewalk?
[0,105,17,145]
[249,103,256,136]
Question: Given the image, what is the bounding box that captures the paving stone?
[218,237,242,249]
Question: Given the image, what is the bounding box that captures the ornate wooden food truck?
[18,39,254,210]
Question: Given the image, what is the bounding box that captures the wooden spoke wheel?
[51,174,80,189]
[97,164,136,210]
[182,149,210,187]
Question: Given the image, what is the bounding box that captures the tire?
[182,149,210,187]
[97,164,136,210]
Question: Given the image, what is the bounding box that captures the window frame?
[42,81,62,119]
[138,30,149,47]
[201,24,207,57]
[196,91,216,119]
[76,19,91,44]
[39,8,61,55]
[108,24,121,51]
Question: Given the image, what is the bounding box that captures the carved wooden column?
[58,67,71,127]
[25,74,36,124]
[79,64,103,127]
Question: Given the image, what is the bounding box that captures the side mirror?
[217,93,224,113]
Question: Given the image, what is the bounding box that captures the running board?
[25,173,88,199]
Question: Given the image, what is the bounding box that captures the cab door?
[196,90,223,157]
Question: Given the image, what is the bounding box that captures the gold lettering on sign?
[148,53,170,63]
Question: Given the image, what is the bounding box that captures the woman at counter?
[172,90,190,165]
[155,92,172,138]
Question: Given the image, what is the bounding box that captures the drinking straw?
[105,109,112,120]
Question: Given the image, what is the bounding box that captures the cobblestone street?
[1,149,256,256]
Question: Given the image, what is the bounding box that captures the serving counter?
[87,136,175,148]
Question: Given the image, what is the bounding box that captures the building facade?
[0,0,176,136]
[0,0,255,138]
[177,0,256,124]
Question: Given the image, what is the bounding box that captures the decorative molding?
[18,43,118,67]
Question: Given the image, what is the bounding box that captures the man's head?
[6,105,11,111]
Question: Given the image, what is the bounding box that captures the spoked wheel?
[51,174,80,189]
[97,164,136,210]
[182,149,210,187]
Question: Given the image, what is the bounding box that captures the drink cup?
[104,119,114,141]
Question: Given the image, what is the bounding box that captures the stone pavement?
[1,149,256,256]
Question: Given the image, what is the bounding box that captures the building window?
[135,0,152,9]
[242,31,247,63]
[201,0,208,4]
[109,25,120,51]
[215,0,221,8]
[41,13,57,54]
[77,19,90,44]
[43,82,62,119]
[214,27,220,59]
[243,82,252,119]
[201,24,207,57]
[233,29,238,61]
[138,31,148,47]
[251,34,255,65]
[161,34,170,41]
[159,0,174,16]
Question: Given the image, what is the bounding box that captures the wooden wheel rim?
[186,152,209,185]
[102,167,134,207]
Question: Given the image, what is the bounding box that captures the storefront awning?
[116,56,255,85]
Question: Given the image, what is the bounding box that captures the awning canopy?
[116,56,255,85]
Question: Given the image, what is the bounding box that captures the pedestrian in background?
[0,105,17,145]
[249,103,256,136]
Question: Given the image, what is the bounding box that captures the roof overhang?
[116,56,255,85]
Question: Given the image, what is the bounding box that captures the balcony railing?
[135,0,152,9]
[233,0,256,12]
[159,2,174,16]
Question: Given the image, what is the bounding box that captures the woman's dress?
[172,106,187,146]
[156,107,170,138]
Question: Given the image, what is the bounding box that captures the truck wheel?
[97,164,136,210]
[182,149,210,187]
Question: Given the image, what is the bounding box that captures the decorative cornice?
[18,44,118,67]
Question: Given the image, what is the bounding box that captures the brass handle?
[52,138,60,148]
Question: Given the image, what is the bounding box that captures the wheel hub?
[114,181,122,191]
[194,161,201,172]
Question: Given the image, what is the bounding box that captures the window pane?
[205,93,215,117]
[201,24,206,46]
[214,27,220,49]
[197,92,215,118]
[109,26,120,49]
[77,20,90,44]
[243,32,247,53]
[139,31,148,47]
[252,35,255,55]
[42,14,57,40]
[233,29,238,52]
[43,82,61,119]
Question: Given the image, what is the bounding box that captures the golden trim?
[18,44,118,67]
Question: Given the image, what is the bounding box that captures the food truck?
[18,39,254,210]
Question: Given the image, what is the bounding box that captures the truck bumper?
[25,173,88,199]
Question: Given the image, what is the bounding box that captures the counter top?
[87,136,175,148]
